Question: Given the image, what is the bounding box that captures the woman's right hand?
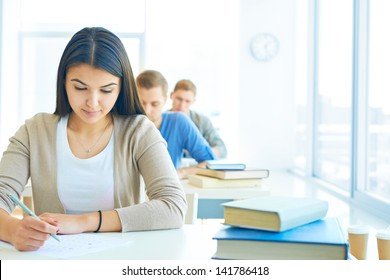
[8,215,59,251]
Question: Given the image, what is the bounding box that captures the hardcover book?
[188,174,262,189]
[205,160,246,170]
[222,196,328,231]
[196,167,269,180]
[212,218,348,260]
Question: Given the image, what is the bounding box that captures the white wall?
[143,0,241,159]
[142,0,296,170]
[0,0,296,171]
[238,0,295,170]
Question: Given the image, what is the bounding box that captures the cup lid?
[376,229,390,240]
[348,225,369,234]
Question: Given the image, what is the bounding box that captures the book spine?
[279,203,328,231]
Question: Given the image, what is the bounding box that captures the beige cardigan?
[0,113,186,231]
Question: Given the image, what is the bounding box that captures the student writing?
[0,27,186,251]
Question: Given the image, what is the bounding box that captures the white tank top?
[56,115,114,214]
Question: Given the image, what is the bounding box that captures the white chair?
[184,193,198,224]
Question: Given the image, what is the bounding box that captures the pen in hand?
[7,193,60,242]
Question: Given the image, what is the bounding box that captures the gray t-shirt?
[189,110,227,158]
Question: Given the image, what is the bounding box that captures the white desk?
[182,180,269,218]
[0,223,221,260]
[1,223,381,260]
[182,180,270,199]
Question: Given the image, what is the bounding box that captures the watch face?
[250,33,279,62]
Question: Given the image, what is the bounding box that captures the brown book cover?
[196,167,269,180]
[188,174,262,188]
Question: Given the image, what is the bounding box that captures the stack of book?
[212,196,349,260]
[188,160,269,189]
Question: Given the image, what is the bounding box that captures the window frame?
[302,0,390,221]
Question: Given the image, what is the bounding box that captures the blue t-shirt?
[160,112,216,168]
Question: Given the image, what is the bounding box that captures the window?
[0,0,145,152]
[313,0,353,190]
[294,0,390,219]
[365,0,390,202]
[18,0,145,120]
[293,0,309,172]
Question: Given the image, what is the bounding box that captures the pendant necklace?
[69,119,111,155]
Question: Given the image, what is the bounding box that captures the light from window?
[366,0,390,202]
[314,0,353,190]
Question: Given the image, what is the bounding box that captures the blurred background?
[0,0,389,221]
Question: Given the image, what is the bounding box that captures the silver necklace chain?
[69,119,111,154]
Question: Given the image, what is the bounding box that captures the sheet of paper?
[0,234,131,259]
[33,233,131,259]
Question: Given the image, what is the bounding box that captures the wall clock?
[250,33,280,62]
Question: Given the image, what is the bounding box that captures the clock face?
[250,33,279,62]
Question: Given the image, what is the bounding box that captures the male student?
[136,70,216,179]
[170,79,227,158]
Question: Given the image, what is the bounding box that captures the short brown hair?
[173,79,197,96]
[136,70,168,97]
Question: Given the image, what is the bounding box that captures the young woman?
[0,27,186,251]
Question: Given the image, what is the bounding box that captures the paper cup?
[376,229,390,260]
[348,225,369,260]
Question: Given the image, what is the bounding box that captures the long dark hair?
[54,27,145,116]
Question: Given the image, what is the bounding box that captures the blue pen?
[7,193,60,242]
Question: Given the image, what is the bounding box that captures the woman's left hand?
[39,213,90,234]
